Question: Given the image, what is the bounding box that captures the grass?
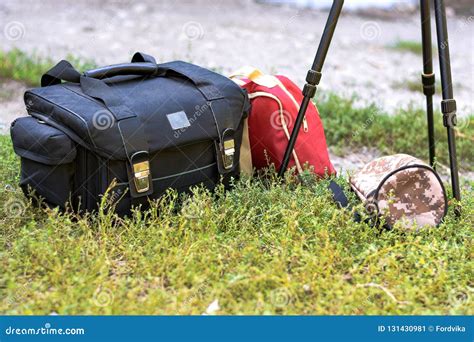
[0,50,472,314]
[0,48,96,86]
[392,78,444,94]
[0,134,473,315]
[389,40,432,55]
[316,93,473,172]
[391,76,463,95]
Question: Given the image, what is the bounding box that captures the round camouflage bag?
[350,154,447,228]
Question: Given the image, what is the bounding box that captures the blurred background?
[1,0,473,137]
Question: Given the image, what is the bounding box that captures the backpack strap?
[229,66,279,88]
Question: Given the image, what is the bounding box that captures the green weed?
[389,40,431,55]
[0,49,96,86]
[316,93,473,171]
[0,135,472,315]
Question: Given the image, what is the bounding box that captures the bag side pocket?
[11,116,77,209]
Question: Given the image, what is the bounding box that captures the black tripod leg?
[278,0,344,177]
[420,0,436,168]
[433,0,461,207]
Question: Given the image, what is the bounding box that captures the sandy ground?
[0,0,472,176]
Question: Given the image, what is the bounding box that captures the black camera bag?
[10,52,249,215]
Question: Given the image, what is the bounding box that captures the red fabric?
[241,75,335,176]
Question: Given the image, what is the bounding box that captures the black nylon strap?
[79,76,136,120]
[328,180,349,208]
[209,98,238,134]
[41,52,157,87]
[132,52,157,64]
[118,118,153,198]
[209,98,238,174]
[157,61,224,101]
[117,118,149,164]
[327,180,362,223]
[80,77,152,198]
[41,60,81,87]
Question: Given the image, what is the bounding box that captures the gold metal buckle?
[222,139,235,170]
[132,160,150,193]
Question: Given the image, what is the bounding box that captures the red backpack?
[230,67,335,177]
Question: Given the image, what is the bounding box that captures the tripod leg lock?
[441,99,457,127]
[303,84,317,98]
[421,73,436,96]
[306,70,322,85]
[302,70,322,98]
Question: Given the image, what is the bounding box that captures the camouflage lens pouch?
[350,154,447,228]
